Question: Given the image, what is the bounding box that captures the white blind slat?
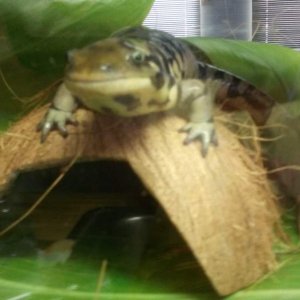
[143,0,200,37]
[253,0,300,49]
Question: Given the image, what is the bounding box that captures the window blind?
[143,0,200,37]
[144,0,252,40]
[144,0,300,49]
[253,0,300,49]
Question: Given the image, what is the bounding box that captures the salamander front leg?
[179,79,221,156]
[37,83,78,142]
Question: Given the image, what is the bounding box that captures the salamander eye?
[130,51,145,64]
[66,50,76,64]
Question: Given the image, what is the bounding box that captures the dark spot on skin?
[151,72,165,89]
[169,53,183,72]
[101,106,114,114]
[160,42,177,61]
[156,42,182,73]
[171,40,187,62]
[120,39,135,50]
[148,98,170,107]
[145,54,160,67]
[244,85,256,97]
[225,80,274,111]
[213,70,226,80]
[243,86,272,109]
[149,48,171,74]
[181,69,185,78]
[227,78,242,97]
[198,62,208,79]
[114,95,141,111]
[159,37,186,68]
[227,86,238,98]
[168,76,176,88]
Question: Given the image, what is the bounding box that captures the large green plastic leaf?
[186,37,300,103]
[0,0,154,71]
[0,258,214,300]
[0,229,299,299]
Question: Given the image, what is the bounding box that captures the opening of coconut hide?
[0,160,214,294]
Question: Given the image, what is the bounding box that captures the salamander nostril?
[99,64,113,72]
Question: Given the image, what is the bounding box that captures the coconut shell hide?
[0,106,278,295]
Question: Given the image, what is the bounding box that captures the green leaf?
[0,0,154,71]
[186,37,300,103]
[0,261,203,300]
[0,209,215,298]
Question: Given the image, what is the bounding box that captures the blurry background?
[144,0,300,50]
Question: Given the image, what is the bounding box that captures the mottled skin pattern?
[38,26,274,156]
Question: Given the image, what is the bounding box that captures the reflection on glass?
[200,0,252,40]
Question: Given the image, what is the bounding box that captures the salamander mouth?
[65,76,125,84]
[65,77,154,94]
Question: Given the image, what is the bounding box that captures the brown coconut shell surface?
[0,107,279,295]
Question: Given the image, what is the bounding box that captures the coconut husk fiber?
[0,106,279,295]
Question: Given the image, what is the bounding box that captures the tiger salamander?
[38,26,274,156]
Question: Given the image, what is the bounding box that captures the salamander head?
[64,37,178,115]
